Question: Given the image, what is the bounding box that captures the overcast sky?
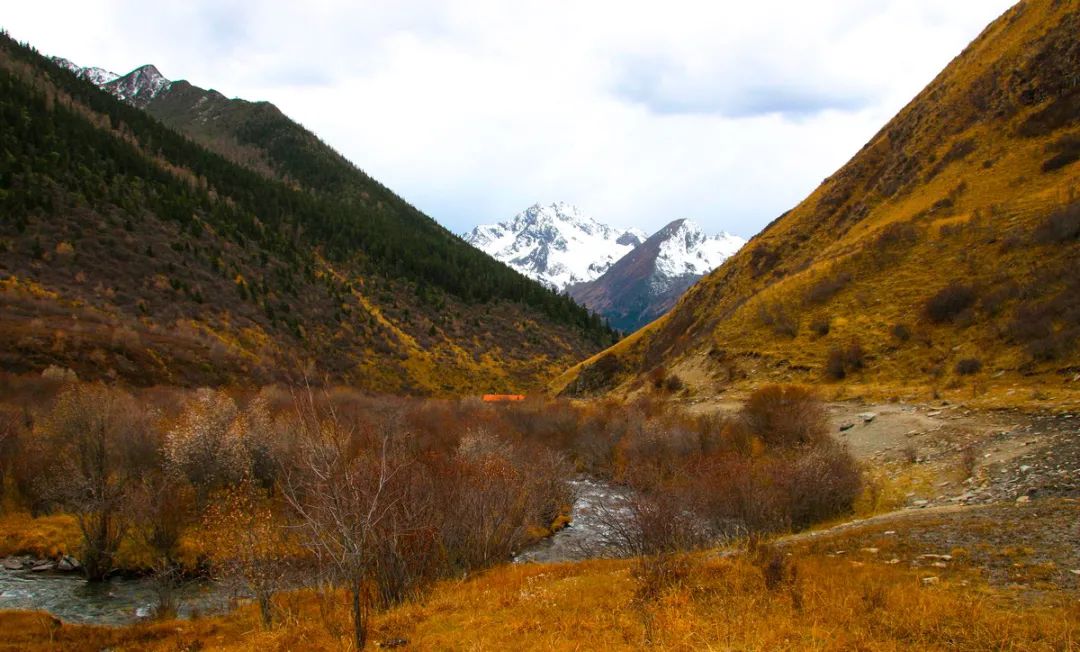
[5,1,1015,238]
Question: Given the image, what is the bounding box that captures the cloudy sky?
[5,1,1015,238]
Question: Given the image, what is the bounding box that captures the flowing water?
[0,568,233,625]
[0,477,628,623]
[515,477,631,563]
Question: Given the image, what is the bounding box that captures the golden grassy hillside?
[555,0,1080,407]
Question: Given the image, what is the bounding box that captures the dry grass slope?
[555,0,1080,407]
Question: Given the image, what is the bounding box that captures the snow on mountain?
[566,218,746,332]
[51,56,171,108]
[102,64,172,107]
[464,202,646,291]
[51,57,120,86]
[651,219,745,293]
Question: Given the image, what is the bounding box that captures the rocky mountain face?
[568,219,745,332]
[464,202,646,291]
[555,0,1080,400]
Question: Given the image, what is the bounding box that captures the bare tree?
[281,394,406,650]
[38,384,154,580]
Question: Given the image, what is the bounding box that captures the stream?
[515,477,630,563]
[0,567,233,626]
[0,477,627,624]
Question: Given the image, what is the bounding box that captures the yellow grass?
[1,547,1076,650]
[0,512,80,560]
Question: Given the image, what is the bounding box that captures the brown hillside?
[555,0,1080,407]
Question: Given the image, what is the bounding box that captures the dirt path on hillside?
[681,397,1079,509]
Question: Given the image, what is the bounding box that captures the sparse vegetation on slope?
[556,0,1080,405]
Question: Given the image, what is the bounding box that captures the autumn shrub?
[891,323,912,342]
[663,374,685,393]
[164,389,248,504]
[0,408,26,511]
[874,221,918,251]
[647,366,667,391]
[826,348,847,379]
[825,342,865,379]
[1041,135,1080,173]
[758,302,799,338]
[804,272,851,304]
[779,441,862,529]
[741,385,828,448]
[1033,201,1080,243]
[924,282,977,324]
[954,358,983,375]
[810,317,830,336]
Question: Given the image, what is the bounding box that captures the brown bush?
[826,348,847,379]
[1033,202,1080,243]
[758,302,799,338]
[647,366,667,391]
[663,374,685,393]
[891,323,912,342]
[924,283,977,324]
[37,384,156,580]
[954,358,983,375]
[843,342,866,371]
[810,317,830,337]
[825,343,865,379]
[804,272,851,305]
[874,222,918,251]
[1041,135,1080,173]
[781,441,861,529]
[741,385,828,448]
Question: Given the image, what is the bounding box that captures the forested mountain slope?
[0,33,615,393]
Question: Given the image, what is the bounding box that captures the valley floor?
[1,398,1078,650]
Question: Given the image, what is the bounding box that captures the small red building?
[481,394,526,402]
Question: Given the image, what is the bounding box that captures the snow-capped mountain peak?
[465,203,645,291]
[653,218,745,282]
[103,64,171,107]
[567,218,746,332]
[52,55,173,108]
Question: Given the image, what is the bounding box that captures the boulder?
[2,557,24,570]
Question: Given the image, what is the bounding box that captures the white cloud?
[2,0,1016,237]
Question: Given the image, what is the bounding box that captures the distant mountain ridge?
[464,202,646,291]
[568,219,744,331]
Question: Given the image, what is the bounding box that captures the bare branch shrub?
[37,383,155,580]
[741,385,828,448]
[924,283,977,324]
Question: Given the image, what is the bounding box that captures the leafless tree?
[281,392,408,650]
[38,384,155,580]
